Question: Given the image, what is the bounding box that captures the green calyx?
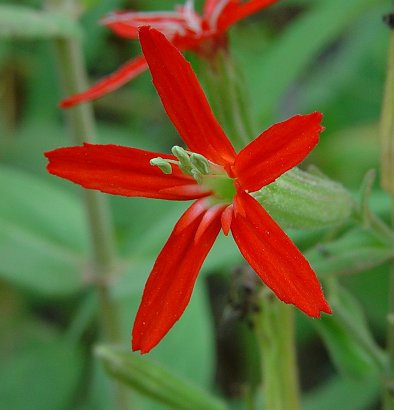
[254,167,354,229]
[202,174,236,203]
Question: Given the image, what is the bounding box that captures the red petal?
[102,11,191,40]
[221,204,233,235]
[138,26,236,167]
[203,0,229,17]
[234,113,324,192]
[45,143,208,200]
[218,0,279,31]
[231,191,331,317]
[132,199,222,353]
[59,56,148,108]
[194,204,226,242]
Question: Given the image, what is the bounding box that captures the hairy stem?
[52,35,128,409]
[255,292,300,410]
[200,49,256,150]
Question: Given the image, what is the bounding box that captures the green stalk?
[380,22,394,409]
[201,48,301,408]
[254,292,300,410]
[199,49,256,150]
[52,36,129,410]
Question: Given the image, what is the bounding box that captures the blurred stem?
[199,49,256,150]
[380,25,394,409]
[52,36,128,410]
[254,293,300,410]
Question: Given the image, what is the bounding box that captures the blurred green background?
[0,0,391,409]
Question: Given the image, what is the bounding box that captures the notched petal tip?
[131,337,150,354]
[138,25,151,36]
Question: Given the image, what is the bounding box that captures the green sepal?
[254,167,354,229]
[95,346,226,410]
[313,284,386,378]
[0,5,81,39]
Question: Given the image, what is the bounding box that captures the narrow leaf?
[314,285,386,378]
[96,346,226,410]
[247,0,379,121]
[306,228,394,278]
[0,5,81,39]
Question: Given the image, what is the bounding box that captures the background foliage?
[0,0,390,408]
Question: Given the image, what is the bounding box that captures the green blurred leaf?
[0,5,81,39]
[0,219,84,296]
[310,124,380,188]
[0,166,87,296]
[303,374,379,410]
[96,345,226,410]
[306,227,394,277]
[0,339,83,410]
[296,12,386,116]
[245,0,379,121]
[314,285,385,378]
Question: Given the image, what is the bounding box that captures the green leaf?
[0,339,83,410]
[255,167,354,230]
[306,227,394,277]
[0,5,81,39]
[245,0,380,121]
[314,285,386,378]
[303,374,379,410]
[0,219,84,296]
[96,346,226,410]
[0,166,87,296]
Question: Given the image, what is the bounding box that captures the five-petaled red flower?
[47,27,331,353]
[60,0,278,108]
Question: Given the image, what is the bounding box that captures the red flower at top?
[60,0,278,108]
[47,27,331,353]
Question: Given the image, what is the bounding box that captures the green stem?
[380,25,394,409]
[199,49,256,150]
[52,37,128,409]
[201,47,301,409]
[255,292,300,410]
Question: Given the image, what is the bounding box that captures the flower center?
[150,146,236,203]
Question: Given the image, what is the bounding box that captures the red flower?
[60,0,278,108]
[47,27,331,353]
